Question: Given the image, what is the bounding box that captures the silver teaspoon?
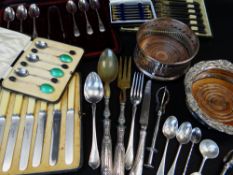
[16,4,27,33]
[167,122,192,175]
[156,116,178,175]
[84,72,104,169]
[78,0,94,35]
[29,4,40,38]
[89,0,105,32]
[3,7,15,29]
[66,0,80,37]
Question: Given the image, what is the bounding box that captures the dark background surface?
[72,0,233,175]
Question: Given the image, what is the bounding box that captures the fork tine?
[130,72,136,97]
[118,56,122,84]
[123,57,127,80]
[139,73,144,99]
[136,72,141,98]
[127,57,132,81]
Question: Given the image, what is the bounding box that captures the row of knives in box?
[110,0,212,37]
[0,74,81,174]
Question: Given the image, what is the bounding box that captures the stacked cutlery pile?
[0,74,82,174]
[155,0,212,37]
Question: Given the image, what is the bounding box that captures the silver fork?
[125,72,144,170]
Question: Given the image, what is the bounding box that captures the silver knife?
[50,101,62,166]
[65,76,76,165]
[3,94,23,172]
[19,97,36,170]
[0,89,10,146]
[129,80,152,175]
[32,101,47,167]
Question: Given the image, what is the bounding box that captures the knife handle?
[40,101,47,112]
[27,97,36,114]
[13,94,23,115]
[68,76,76,110]
[101,119,113,175]
[129,129,147,175]
[54,101,61,111]
[0,90,10,117]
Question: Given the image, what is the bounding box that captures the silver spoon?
[84,72,104,169]
[89,0,105,32]
[182,127,202,175]
[16,4,27,33]
[66,0,80,37]
[156,116,178,175]
[29,4,40,38]
[78,0,94,35]
[190,139,219,175]
[167,122,192,175]
[3,7,15,29]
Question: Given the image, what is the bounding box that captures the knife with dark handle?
[50,101,62,166]
[65,76,76,165]
[32,101,47,167]
[129,80,151,175]
[0,90,10,146]
[3,94,23,172]
[19,97,36,170]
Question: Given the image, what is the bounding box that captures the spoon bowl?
[176,122,192,144]
[16,5,27,32]
[29,4,40,18]
[162,116,178,139]
[3,7,15,28]
[15,67,29,77]
[199,139,219,159]
[191,127,202,144]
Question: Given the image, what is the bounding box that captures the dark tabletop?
[62,0,233,174]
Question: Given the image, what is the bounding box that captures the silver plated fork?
[125,72,144,170]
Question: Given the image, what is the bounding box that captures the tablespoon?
[66,0,80,37]
[89,0,105,32]
[29,4,40,38]
[156,116,178,175]
[78,0,94,35]
[182,127,202,175]
[16,4,27,33]
[84,72,104,169]
[167,122,192,175]
[190,139,219,175]
[3,7,15,29]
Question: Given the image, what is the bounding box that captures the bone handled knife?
[65,76,76,165]
[19,97,36,170]
[50,101,62,166]
[3,94,23,172]
[0,90,10,146]
[32,101,47,167]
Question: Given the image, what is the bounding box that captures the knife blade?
[19,97,36,170]
[129,80,152,175]
[50,101,62,166]
[0,90,10,146]
[32,101,47,167]
[65,76,76,165]
[3,94,23,172]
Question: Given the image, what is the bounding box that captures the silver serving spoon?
[66,0,80,37]
[182,127,202,175]
[78,0,94,35]
[84,72,104,169]
[89,0,105,32]
[29,4,40,38]
[190,139,219,175]
[16,4,27,33]
[3,7,15,29]
[156,116,178,175]
[167,122,192,175]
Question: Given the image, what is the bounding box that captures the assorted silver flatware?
[19,97,36,170]
[190,139,219,175]
[125,72,144,170]
[50,101,62,166]
[129,80,151,175]
[221,149,233,175]
[32,101,47,167]
[84,72,104,169]
[182,127,202,175]
[145,86,170,168]
[66,0,80,37]
[3,7,15,29]
[167,122,192,175]
[113,57,131,175]
[29,4,40,38]
[16,4,28,33]
[2,94,23,172]
[156,116,178,175]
